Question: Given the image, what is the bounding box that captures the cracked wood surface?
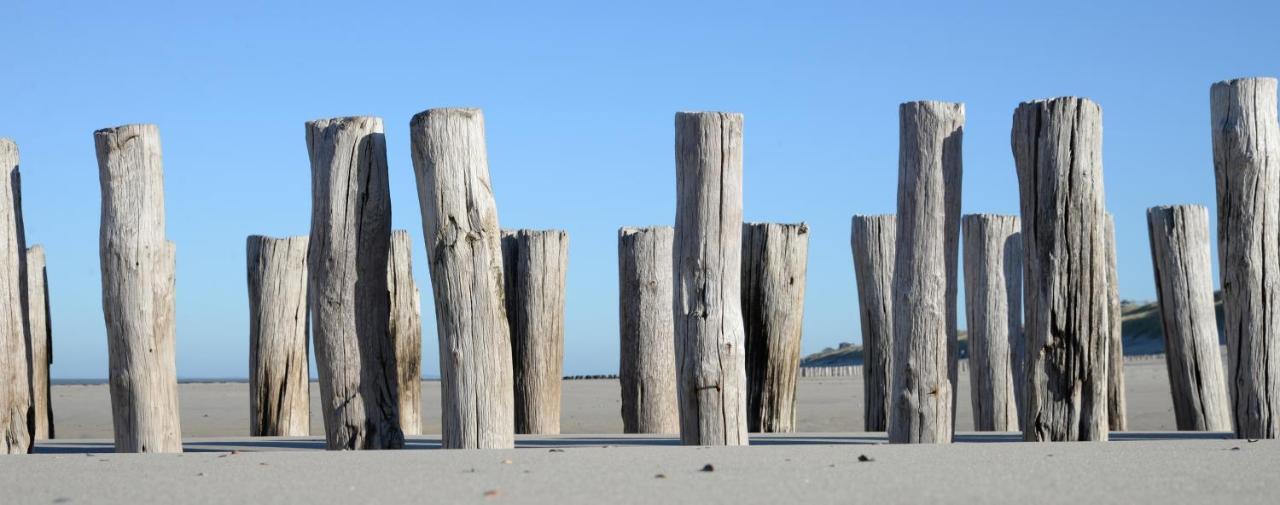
[502,229,568,435]
[0,138,31,454]
[1106,214,1127,431]
[387,230,423,436]
[962,214,1021,432]
[852,214,895,432]
[246,235,310,437]
[741,222,808,433]
[26,245,52,440]
[618,226,679,434]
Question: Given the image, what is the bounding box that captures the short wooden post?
[0,138,31,454]
[305,116,402,450]
[94,124,182,453]
[889,101,963,444]
[387,230,422,436]
[1211,77,1280,439]
[741,222,809,433]
[673,111,749,446]
[246,235,310,437]
[501,229,569,435]
[409,108,514,449]
[961,214,1021,431]
[618,226,679,434]
[26,245,53,440]
[1012,98,1109,442]
[1105,214,1127,432]
[1146,204,1231,431]
[851,214,895,432]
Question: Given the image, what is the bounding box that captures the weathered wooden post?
[1211,77,1280,439]
[673,111,749,446]
[943,133,963,430]
[851,214,895,432]
[741,222,809,433]
[618,226,679,434]
[962,214,1021,432]
[409,108,514,449]
[1146,204,1231,431]
[387,230,422,436]
[305,116,402,450]
[246,235,310,437]
[889,101,963,444]
[27,245,53,440]
[1012,97,1109,442]
[1105,214,1127,431]
[95,124,182,453]
[501,229,569,435]
[0,138,31,454]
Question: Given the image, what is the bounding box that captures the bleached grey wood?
[1105,214,1127,431]
[741,222,809,433]
[1146,204,1232,431]
[502,229,568,435]
[409,108,515,449]
[387,230,422,436]
[618,226,679,434]
[889,101,963,444]
[0,138,31,454]
[673,111,749,446]
[1211,77,1280,439]
[94,125,182,453]
[246,235,310,437]
[943,128,963,430]
[26,245,52,440]
[851,214,895,432]
[305,116,402,450]
[1012,97,1109,442]
[962,214,1021,432]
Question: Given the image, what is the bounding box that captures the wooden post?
[1105,214,1127,431]
[94,124,182,453]
[943,131,963,430]
[387,230,422,436]
[889,101,963,444]
[26,245,53,440]
[409,108,514,449]
[1211,77,1280,439]
[1146,204,1231,431]
[1012,97,1109,442]
[673,111,749,446]
[851,214,895,432]
[618,226,679,434]
[741,222,809,433]
[305,116,402,450]
[246,235,310,437]
[501,229,568,435]
[961,214,1021,432]
[0,138,31,454]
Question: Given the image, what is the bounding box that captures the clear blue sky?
[2,1,1277,378]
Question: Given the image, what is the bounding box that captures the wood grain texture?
[618,226,679,434]
[962,214,1022,432]
[305,116,402,450]
[889,101,963,444]
[1105,214,1127,431]
[387,230,422,436]
[673,111,749,446]
[741,222,808,433]
[246,235,310,437]
[943,122,963,430]
[1146,205,1231,431]
[26,245,52,440]
[95,124,182,453]
[1012,97,1109,442]
[0,138,31,454]
[409,108,514,449]
[1211,77,1280,439]
[502,229,568,435]
[851,214,895,432]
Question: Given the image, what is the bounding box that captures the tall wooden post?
[1012,97,1109,442]
[387,230,422,436]
[741,222,809,433]
[95,124,182,453]
[26,245,53,439]
[889,101,963,444]
[851,214,895,432]
[961,214,1021,432]
[502,229,569,435]
[305,116,402,450]
[409,108,514,449]
[0,138,31,454]
[1105,214,1127,431]
[1211,77,1280,439]
[673,111,749,446]
[1146,204,1231,431]
[246,235,310,437]
[618,226,679,434]
[943,129,963,430]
